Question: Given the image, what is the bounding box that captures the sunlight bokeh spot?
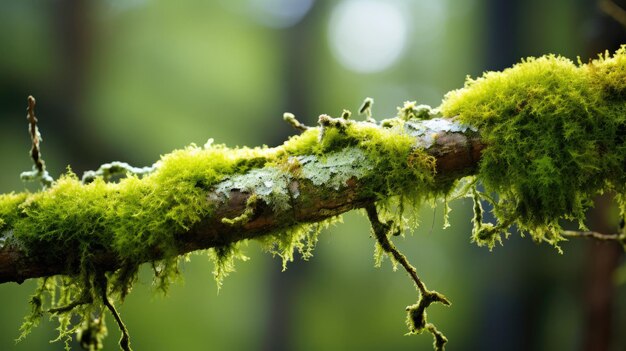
[328,0,408,73]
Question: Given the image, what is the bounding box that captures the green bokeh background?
[0,1,624,350]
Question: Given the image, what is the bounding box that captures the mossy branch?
[2,46,625,351]
[0,116,483,284]
[1,105,482,351]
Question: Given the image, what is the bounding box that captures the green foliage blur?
[0,0,624,350]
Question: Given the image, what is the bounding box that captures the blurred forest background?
[1,0,625,350]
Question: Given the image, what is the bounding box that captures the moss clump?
[6,143,278,348]
[0,192,29,237]
[207,242,250,291]
[9,142,276,290]
[441,46,626,245]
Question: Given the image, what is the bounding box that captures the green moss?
[221,194,259,226]
[441,46,626,246]
[258,217,341,271]
[279,128,319,155]
[207,242,249,291]
[470,188,508,250]
[0,192,29,242]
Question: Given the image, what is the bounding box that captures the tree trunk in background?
[51,0,118,174]
[583,1,626,350]
[479,2,531,351]
[583,239,621,351]
[262,3,323,351]
[51,3,93,349]
[52,0,91,167]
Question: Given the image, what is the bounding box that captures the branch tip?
[21,95,53,188]
[98,273,132,351]
[283,112,310,132]
[561,230,626,246]
[358,97,376,123]
[341,109,352,120]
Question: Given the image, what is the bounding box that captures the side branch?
[562,230,626,246]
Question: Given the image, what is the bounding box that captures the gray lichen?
[20,167,54,188]
[212,146,376,213]
[214,167,293,212]
[404,118,477,148]
[298,146,374,190]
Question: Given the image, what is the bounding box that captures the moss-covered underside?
[1,46,625,350]
[441,46,626,249]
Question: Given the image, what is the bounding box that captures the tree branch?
[0,117,484,284]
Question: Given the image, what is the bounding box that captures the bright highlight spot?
[328,0,408,73]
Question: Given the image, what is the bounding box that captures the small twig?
[365,203,427,293]
[317,114,351,129]
[365,203,450,350]
[82,161,156,184]
[26,96,43,173]
[97,273,132,351]
[358,97,376,123]
[283,113,310,132]
[47,296,92,314]
[20,95,53,188]
[562,230,625,241]
[341,109,352,120]
[426,323,448,351]
[358,97,373,116]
